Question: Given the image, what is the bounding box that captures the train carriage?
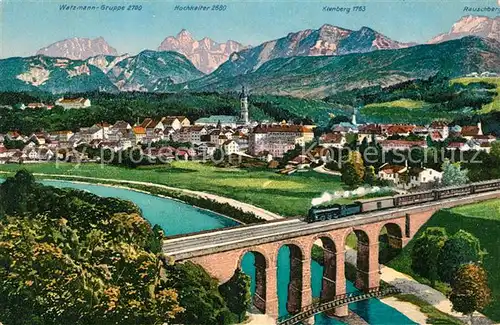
[394,190,435,206]
[436,185,473,200]
[473,180,500,193]
[306,179,500,224]
[359,197,395,213]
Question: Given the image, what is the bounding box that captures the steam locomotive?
[305,179,500,223]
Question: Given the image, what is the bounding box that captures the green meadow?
[388,199,500,321]
[0,162,350,217]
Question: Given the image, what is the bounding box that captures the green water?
[40,179,240,236]
[241,248,416,325]
[10,179,416,324]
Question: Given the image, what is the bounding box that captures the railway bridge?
[163,185,500,323]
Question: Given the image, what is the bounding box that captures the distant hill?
[0,55,118,94]
[0,51,204,93]
[36,37,118,60]
[183,37,500,98]
[105,50,205,92]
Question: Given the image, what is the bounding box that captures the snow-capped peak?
[36,37,118,60]
[158,30,247,74]
[429,15,499,44]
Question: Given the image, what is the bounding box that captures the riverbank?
[0,162,347,216]
[345,248,493,325]
[0,171,283,221]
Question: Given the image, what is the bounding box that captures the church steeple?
[351,108,357,126]
[239,85,249,125]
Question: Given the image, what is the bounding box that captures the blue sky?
[1,0,499,58]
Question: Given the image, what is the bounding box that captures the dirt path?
[0,171,284,221]
[313,165,342,176]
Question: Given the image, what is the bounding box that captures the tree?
[411,227,448,285]
[219,268,252,322]
[363,165,377,185]
[442,159,469,186]
[0,171,183,325]
[341,151,365,186]
[168,262,233,325]
[438,230,485,283]
[491,141,500,160]
[213,148,224,162]
[0,169,38,215]
[450,263,491,323]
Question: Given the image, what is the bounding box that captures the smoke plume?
[311,186,388,206]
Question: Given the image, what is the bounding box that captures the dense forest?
[0,76,499,135]
[325,76,496,110]
[0,91,319,134]
[0,171,251,325]
[324,76,500,134]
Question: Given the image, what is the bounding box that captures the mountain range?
[1,15,499,96]
[0,51,203,93]
[158,29,246,74]
[183,36,500,98]
[209,25,413,79]
[36,37,118,60]
[429,15,499,44]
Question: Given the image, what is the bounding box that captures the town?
[0,87,497,192]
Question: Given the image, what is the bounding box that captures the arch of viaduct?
[185,214,417,320]
[167,189,500,322]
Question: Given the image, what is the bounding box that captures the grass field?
[360,104,456,124]
[0,162,354,217]
[364,99,429,109]
[452,77,500,113]
[388,199,500,321]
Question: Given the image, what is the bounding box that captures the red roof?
[358,124,382,134]
[430,121,448,128]
[386,125,416,135]
[139,118,153,128]
[133,126,146,135]
[380,140,426,147]
[461,126,480,137]
[253,124,313,134]
[379,165,406,174]
[430,131,442,140]
[320,133,343,143]
[448,142,466,148]
[57,97,88,104]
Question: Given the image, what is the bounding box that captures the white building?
[161,116,190,130]
[249,124,315,158]
[79,126,105,143]
[222,140,240,155]
[379,140,427,152]
[174,126,208,145]
[378,164,442,190]
[319,133,346,149]
[406,167,443,189]
[55,97,91,109]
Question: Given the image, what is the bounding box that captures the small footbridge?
[277,287,402,325]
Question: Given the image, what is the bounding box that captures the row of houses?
[16,97,91,111]
[378,163,443,190]
[320,120,496,153]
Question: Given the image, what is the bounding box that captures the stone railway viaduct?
[163,189,500,323]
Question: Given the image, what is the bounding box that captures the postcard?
[0,0,499,324]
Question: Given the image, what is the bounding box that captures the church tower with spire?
[239,85,249,125]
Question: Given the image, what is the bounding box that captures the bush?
[438,230,484,283]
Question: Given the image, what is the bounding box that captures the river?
[4,179,416,324]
